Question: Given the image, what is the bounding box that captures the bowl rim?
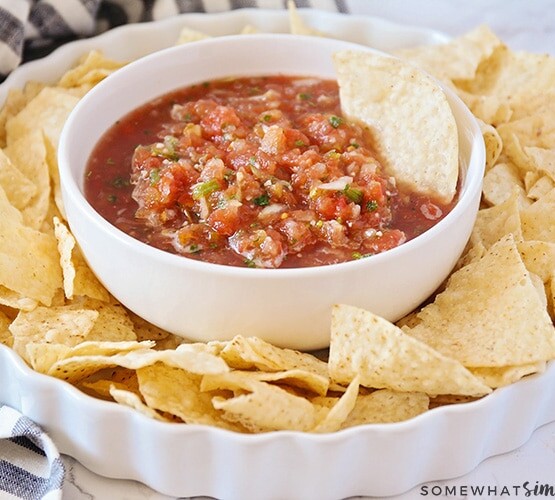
[58,32,485,278]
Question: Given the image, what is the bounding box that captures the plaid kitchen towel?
[0,406,64,500]
[0,0,348,80]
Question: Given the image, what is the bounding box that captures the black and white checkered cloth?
[0,0,348,80]
[0,405,64,500]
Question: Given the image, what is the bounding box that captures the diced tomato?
[299,113,350,152]
[207,205,241,236]
[201,104,243,138]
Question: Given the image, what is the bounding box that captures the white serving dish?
[1,9,554,500]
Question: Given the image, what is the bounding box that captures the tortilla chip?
[9,306,98,361]
[109,385,170,421]
[329,304,491,396]
[202,368,328,397]
[470,189,522,249]
[509,91,555,122]
[470,362,546,388]
[454,240,487,271]
[527,175,555,201]
[72,247,111,302]
[219,335,329,378]
[57,50,126,88]
[288,0,326,37]
[67,298,136,342]
[43,135,66,220]
[26,340,153,374]
[176,27,211,45]
[4,130,51,229]
[497,113,555,153]
[53,218,110,302]
[53,217,76,298]
[0,186,62,305]
[518,240,555,283]
[455,87,513,126]
[26,343,72,373]
[408,235,555,367]
[0,310,13,347]
[0,286,38,311]
[48,342,228,383]
[138,363,244,431]
[429,394,479,408]
[211,378,317,432]
[312,376,359,432]
[240,25,259,35]
[395,25,503,81]
[80,379,130,399]
[334,50,458,203]
[523,146,555,182]
[395,310,422,329]
[5,87,80,149]
[0,149,37,210]
[128,311,183,350]
[457,46,555,106]
[80,368,139,398]
[521,188,555,242]
[482,162,529,208]
[478,118,503,170]
[340,390,429,427]
[0,82,46,147]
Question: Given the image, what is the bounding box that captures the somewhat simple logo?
[419,481,555,497]
[523,482,555,497]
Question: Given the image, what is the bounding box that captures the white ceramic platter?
[1,9,555,500]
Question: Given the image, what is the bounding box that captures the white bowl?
[58,33,484,350]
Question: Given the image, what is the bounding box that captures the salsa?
[85,76,455,269]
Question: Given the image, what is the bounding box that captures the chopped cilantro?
[192,179,220,199]
[244,258,257,268]
[149,169,160,186]
[263,114,272,122]
[151,143,178,161]
[294,140,306,147]
[352,251,372,260]
[253,193,270,206]
[343,184,363,204]
[298,92,312,101]
[111,176,129,188]
[366,200,378,212]
[107,194,117,203]
[329,115,342,128]
[189,244,201,254]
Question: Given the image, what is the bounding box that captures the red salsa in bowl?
[85,76,455,269]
